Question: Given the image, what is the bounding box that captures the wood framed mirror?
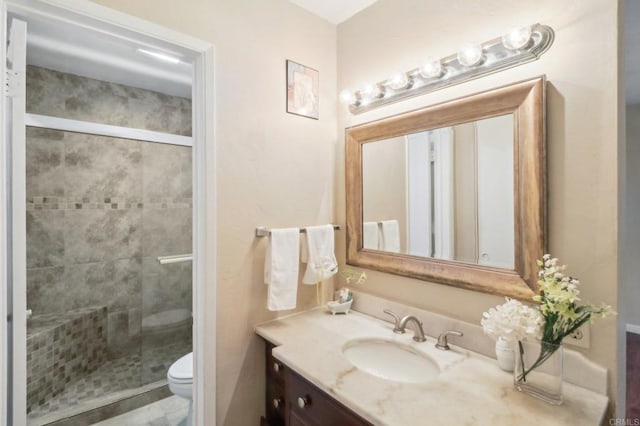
[345,77,546,299]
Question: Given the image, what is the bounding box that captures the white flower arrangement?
[482,254,615,382]
[533,254,613,346]
[481,298,544,343]
[482,254,613,345]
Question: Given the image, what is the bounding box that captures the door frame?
[0,1,216,425]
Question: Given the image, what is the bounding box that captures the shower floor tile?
[28,339,190,422]
[29,354,142,419]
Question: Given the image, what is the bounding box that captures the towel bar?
[255,225,341,238]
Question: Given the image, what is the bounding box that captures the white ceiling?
[626,0,640,104]
[10,9,193,99]
[288,0,379,24]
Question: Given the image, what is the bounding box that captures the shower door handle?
[157,254,193,265]
[26,309,32,319]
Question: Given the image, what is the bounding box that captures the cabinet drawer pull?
[273,361,282,373]
[272,398,283,409]
[297,396,311,409]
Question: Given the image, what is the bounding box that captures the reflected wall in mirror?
[346,77,546,300]
[362,114,515,270]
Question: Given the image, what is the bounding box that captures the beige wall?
[337,0,620,402]
[362,136,407,252]
[91,0,336,424]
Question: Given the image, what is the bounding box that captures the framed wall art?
[286,60,319,119]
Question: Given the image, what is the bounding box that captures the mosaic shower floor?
[28,340,190,421]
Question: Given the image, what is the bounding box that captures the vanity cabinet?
[262,341,371,426]
[265,341,287,426]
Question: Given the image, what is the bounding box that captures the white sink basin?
[342,338,440,383]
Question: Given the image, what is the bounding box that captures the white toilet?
[168,352,193,425]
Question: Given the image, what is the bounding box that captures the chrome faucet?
[383,309,405,334]
[435,330,463,350]
[398,315,427,342]
[383,309,427,342]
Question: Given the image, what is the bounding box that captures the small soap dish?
[327,299,353,315]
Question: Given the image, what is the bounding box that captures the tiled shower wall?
[26,65,193,354]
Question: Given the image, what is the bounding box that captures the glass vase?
[513,340,563,405]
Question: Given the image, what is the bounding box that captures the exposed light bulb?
[419,57,443,79]
[359,84,375,106]
[457,43,484,67]
[339,89,356,105]
[361,83,384,100]
[388,72,410,90]
[502,26,532,50]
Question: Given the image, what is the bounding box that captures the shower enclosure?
[3,3,215,424]
[23,65,193,424]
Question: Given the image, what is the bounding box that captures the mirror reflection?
[362,114,514,269]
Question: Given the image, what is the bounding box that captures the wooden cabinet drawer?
[285,369,371,426]
[266,379,286,426]
[266,342,286,386]
[265,341,286,426]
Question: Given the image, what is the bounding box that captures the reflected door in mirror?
[361,114,514,269]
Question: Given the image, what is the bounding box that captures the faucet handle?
[435,330,463,350]
[383,309,404,334]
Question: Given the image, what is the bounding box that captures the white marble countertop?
[255,308,608,426]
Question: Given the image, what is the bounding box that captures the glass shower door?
[140,139,193,385]
[22,62,193,423]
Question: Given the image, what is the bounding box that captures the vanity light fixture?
[388,71,412,90]
[419,56,444,79]
[502,26,534,50]
[457,43,484,67]
[340,23,554,114]
[339,89,356,105]
[360,83,385,104]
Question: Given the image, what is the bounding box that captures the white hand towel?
[264,228,300,311]
[380,220,400,253]
[302,225,338,284]
[363,221,380,250]
[300,234,309,263]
